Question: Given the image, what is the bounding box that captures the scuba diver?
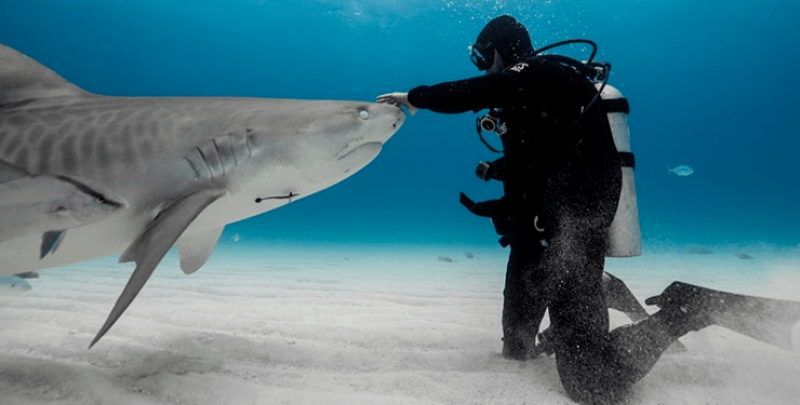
[378,15,800,405]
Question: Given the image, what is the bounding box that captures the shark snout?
[388,104,406,130]
[370,103,405,143]
[336,103,404,158]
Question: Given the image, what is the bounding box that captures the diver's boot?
[531,327,556,357]
[646,281,800,350]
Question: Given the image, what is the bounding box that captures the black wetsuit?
[408,57,672,404]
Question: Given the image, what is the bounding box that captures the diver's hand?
[376,92,418,116]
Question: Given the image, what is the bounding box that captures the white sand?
[1,243,799,405]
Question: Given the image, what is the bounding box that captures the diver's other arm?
[376,92,418,116]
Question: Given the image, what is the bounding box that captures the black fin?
[603,272,649,322]
[604,273,687,351]
[647,282,800,350]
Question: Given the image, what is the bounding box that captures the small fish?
[688,246,713,255]
[668,165,694,176]
[0,275,32,293]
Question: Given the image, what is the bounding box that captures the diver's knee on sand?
[556,317,677,405]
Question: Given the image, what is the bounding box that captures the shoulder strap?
[599,98,629,114]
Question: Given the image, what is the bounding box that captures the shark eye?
[358,110,370,120]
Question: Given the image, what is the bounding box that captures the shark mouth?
[337,141,383,162]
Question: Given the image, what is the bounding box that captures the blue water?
[1,0,798,251]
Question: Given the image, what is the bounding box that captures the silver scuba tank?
[596,83,642,257]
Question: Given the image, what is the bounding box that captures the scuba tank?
[596,83,641,257]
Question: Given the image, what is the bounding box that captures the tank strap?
[619,152,635,168]
[598,97,634,168]
[599,98,630,114]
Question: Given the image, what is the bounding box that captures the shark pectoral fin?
[175,227,224,275]
[118,189,228,265]
[40,230,66,259]
[89,189,226,348]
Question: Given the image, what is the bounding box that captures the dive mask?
[470,44,494,71]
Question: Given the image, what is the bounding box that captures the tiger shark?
[0,43,405,346]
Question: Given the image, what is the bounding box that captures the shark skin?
[0,43,405,346]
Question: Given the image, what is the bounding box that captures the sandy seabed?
[1,243,799,405]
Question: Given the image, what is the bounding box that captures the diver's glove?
[376,92,419,116]
[459,193,515,246]
[475,157,506,182]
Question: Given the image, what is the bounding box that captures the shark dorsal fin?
[0,44,90,106]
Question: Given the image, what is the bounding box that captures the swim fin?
[646,282,800,350]
[532,273,688,356]
[604,273,687,352]
[604,272,650,322]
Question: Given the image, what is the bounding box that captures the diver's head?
[470,15,534,73]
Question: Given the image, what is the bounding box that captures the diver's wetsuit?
[408,57,676,404]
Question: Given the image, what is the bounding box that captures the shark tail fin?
[647,282,800,350]
[0,43,90,106]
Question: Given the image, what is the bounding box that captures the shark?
[0,43,405,346]
[0,274,32,293]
